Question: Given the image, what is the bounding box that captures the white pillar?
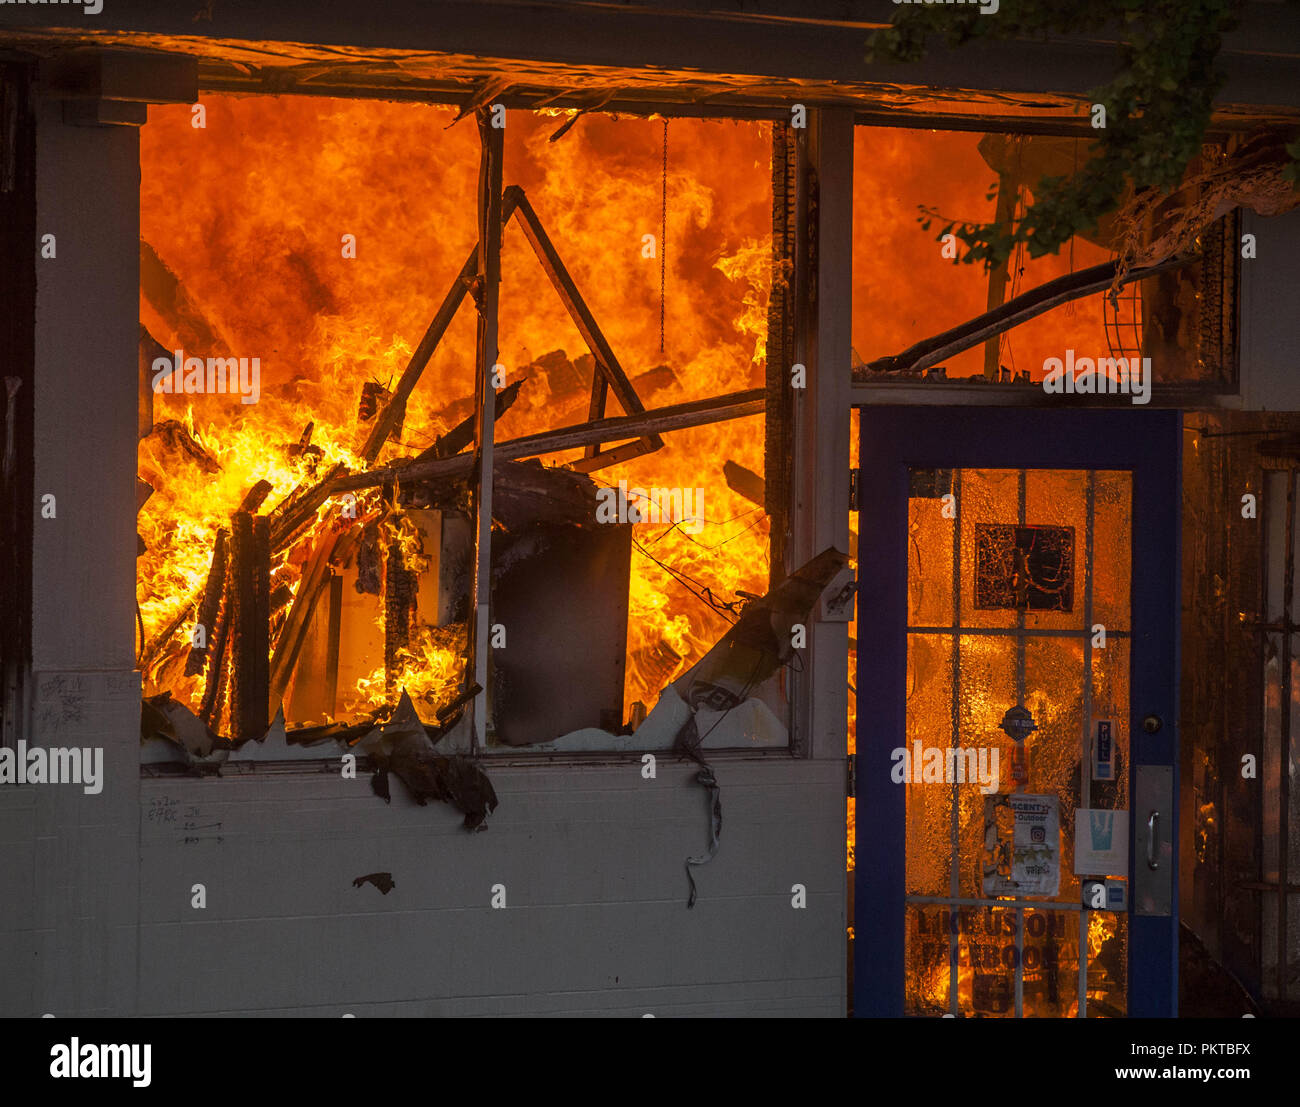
[23,88,142,1017]
[790,107,853,764]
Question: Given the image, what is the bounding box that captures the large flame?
[851,127,1122,378]
[138,96,771,724]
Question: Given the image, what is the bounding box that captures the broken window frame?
[847,117,1242,407]
[136,89,807,768]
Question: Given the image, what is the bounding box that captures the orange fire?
[851,127,1123,379]
[137,96,772,727]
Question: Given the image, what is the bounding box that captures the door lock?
[1142,714,1162,734]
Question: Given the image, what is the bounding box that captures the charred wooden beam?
[723,459,765,508]
[198,552,233,730]
[448,76,513,128]
[566,436,656,474]
[436,680,482,724]
[197,523,236,731]
[140,596,198,676]
[284,421,324,467]
[384,537,417,691]
[324,573,342,716]
[979,140,1022,379]
[185,527,228,678]
[360,189,523,465]
[238,479,274,514]
[228,512,255,739]
[358,380,391,423]
[506,186,661,455]
[268,528,345,702]
[354,520,383,595]
[546,92,616,142]
[411,376,523,465]
[524,387,762,459]
[148,418,221,473]
[491,459,600,530]
[268,461,345,551]
[766,121,796,586]
[285,715,378,747]
[270,582,294,614]
[229,510,270,742]
[138,325,166,441]
[252,517,271,728]
[135,477,154,513]
[584,368,609,462]
[139,238,230,357]
[468,106,504,751]
[332,387,765,494]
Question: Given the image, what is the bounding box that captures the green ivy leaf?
[866,0,1247,270]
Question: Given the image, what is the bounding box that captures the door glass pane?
[905,634,954,896]
[959,469,1020,630]
[908,477,954,627]
[903,467,1132,1017]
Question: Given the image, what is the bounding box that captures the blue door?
[855,407,1181,1018]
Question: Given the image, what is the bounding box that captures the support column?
[26,92,142,1017]
[468,106,503,750]
[0,53,195,1017]
[790,107,853,764]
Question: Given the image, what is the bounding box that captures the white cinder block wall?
[135,760,845,1017]
[0,89,848,1019]
[0,97,142,1018]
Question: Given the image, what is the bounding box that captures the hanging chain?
[660,118,667,356]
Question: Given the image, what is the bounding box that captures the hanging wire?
[631,536,745,622]
[687,648,769,748]
[660,118,668,356]
[644,506,766,548]
[672,510,768,552]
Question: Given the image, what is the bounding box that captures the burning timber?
[134,151,781,840]
[139,360,760,728]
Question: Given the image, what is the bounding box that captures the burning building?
[0,1,1299,1021]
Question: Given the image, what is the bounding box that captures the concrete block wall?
[0,97,142,1017]
[134,760,844,1017]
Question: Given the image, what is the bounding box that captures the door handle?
[1135,766,1172,916]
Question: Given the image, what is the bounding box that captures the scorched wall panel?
[135,761,845,1016]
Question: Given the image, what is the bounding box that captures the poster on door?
[1074,808,1129,875]
[982,793,1060,896]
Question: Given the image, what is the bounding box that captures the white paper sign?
[1074,808,1129,875]
[982,793,1060,896]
